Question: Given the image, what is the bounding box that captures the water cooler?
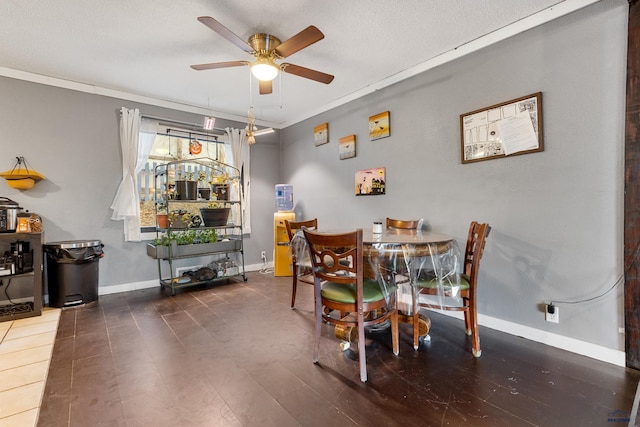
[273,184,294,276]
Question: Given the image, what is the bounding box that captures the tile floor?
[0,308,60,427]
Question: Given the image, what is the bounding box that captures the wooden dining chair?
[386,217,422,230]
[285,218,318,308]
[385,218,423,346]
[383,217,422,283]
[413,221,490,356]
[303,228,399,382]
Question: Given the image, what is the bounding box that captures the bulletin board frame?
[460,92,543,164]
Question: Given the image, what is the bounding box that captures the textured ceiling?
[0,1,596,127]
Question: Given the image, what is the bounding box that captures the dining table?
[290,226,462,346]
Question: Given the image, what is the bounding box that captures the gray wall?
[0,77,281,293]
[280,0,627,351]
[0,0,627,356]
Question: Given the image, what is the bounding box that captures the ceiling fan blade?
[281,63,334,84]
[197,16,253,53]
[274,26,324,58]
[190,60,249,71]
[259,80,273,95]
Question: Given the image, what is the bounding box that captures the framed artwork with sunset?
[369,111,390,140]
[339,134,356,159]
[314,122,329,146]
[355,167,386,196]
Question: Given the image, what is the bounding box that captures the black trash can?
[44,240,104,308]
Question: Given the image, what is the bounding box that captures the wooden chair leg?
[412,312,420,350]
[468,298,481,357]
[313,285,322,364]
[357,311,367,382]
[412,287,420,350]
[291,274,298,308]
[391,310,399,356]
[463,297,471,335]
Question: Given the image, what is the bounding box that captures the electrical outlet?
[545,304,559,323]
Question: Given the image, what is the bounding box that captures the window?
[139,130,230,232]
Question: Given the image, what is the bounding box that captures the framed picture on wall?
[369,111,390,140]
[314,123,329,146]
[339,135,356,159]
[460,92,543,164]
[355,167,386,196]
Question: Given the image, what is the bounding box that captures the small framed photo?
[314,123,329,146]
[369,111,390,140]
[339,135,356,159]
[355,167,386,196]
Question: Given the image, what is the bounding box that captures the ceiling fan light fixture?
[250,57,279,81]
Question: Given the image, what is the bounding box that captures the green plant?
[175,229,197,245]
[206,201,231,209]
[197,170,208,184]
[209,170,231,185]
[168,209,193,227]
[153,229,218,246]
[180,171,195,181]
[155,199,168,213]
[153,233,175,246]
[197,228,218,244]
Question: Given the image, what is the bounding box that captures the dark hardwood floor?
[38,271,640,426]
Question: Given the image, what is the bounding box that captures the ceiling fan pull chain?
[279,73,283,109]
[248,68,253,107]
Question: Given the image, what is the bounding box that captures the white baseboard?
[99,279,159,295]
[430,309,625,367]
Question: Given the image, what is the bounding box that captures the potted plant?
[210,171,230,201]
[156,200,168,229]
[168,209,200,229]
[197,170,211,200]
[175,171,198,200]
[200,201,231,226]
[147,228,236,259]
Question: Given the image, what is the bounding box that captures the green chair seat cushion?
[415,273,470,290]
[321,279,396,303]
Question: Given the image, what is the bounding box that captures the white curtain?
[110,107,158,241]
[225,127,251,234]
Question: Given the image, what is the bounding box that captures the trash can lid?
[44,240,102,249]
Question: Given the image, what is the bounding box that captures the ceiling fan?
[190,16,334,95]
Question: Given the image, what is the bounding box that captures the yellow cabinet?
[273,212,295,276]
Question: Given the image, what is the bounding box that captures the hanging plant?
[0,156,46,190]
